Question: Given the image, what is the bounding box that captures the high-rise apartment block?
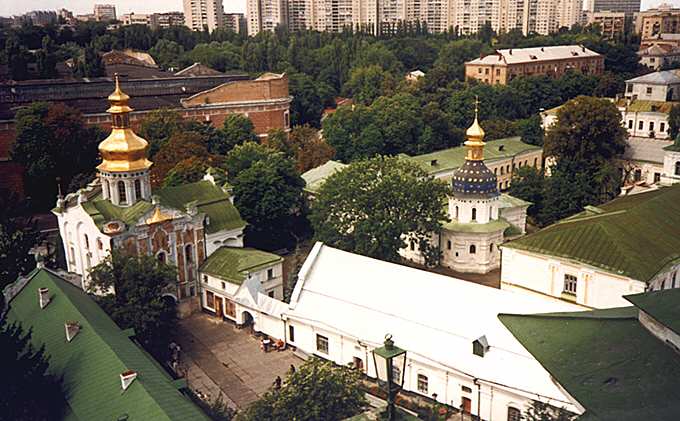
[94,4,117,22]
[224,13,246,33]
[184,0,225,32]
[246,0,584,36]
[121,12,185,28]
[584,0,640,17]
[586,11,625,38]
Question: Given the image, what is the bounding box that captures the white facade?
[283,243,584,420]
[184,0,225,32]
[662,149,680,185]
[620,107,671,139]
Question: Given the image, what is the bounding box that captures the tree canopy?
[310,156,449,264]
[241,358,367,421]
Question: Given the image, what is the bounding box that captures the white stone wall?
[205,228,245,256]
[56,204,111,289]
[440,230,503,274]
[625,160,665,185]
[449,196,499,224]
[283,316,572,421]
[624,82,678,102]
[662,150,680,185]
[499,206,529,235]
[648,263,680,291]
[639,310,680,351]
[501,248,648,308]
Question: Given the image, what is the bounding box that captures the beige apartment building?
[184,0,225,32]
[94,4,116,22]
[586,11,625,39]
[636,5,680,39]
[247,0,289,35]
[465,45,604,85]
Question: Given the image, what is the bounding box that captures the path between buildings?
[176,313,301,410]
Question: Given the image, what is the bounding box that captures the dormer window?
[473,335,489,357]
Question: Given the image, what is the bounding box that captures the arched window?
[134,179,142,201]
[157,251,166,264]
[185,244,194,264]
[118,181,127,204]
[490,243,494,253]
[471,208,477,221]
[447,240,452,250]
[470,245,476,254]
[84,234,89,249]
[507,407,521,421]
[675,161,680,176]
[455,206,459,219]
[417,374,428,394]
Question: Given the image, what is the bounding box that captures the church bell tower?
[97,75,152,207]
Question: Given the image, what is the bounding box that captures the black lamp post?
[372,334,407,421]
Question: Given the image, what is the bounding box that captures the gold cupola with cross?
[97,75,152,173]
[97,75,152,207]
[464,97,486,161]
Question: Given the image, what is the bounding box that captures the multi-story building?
[151,12,185,28]
[465,45,604,85]
[224,12,246,32]
[636,5,680,39]
[183,0,225,32]
[94,4,117,22]
[247,0,288,35]
[286,0,318,31]
[639,43,680,70]
[121,13,150,26]
[586,11,626,38]
[19,10,58,26]
[584,0,640,17]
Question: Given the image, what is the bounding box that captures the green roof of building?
[200,247,282,284]
[81,181,245,235]
[442,217,510,233]
[499,307,680,421]
[625,288,680,337]
[5,269,209,421]
[616,98,677,114]
[498,193,531,208]
[406,137,541,176]
[503,186,680,282]
[301,160,348,194]
[155,181,245,234]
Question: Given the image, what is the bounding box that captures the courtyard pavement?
[175,312,301,410]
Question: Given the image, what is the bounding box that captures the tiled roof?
[504,185,680,282]
[499,306,680,421]
[625,288,680,337]
[155,181,245,234]
[466,45,601,66]
[5,269,209,421]
[200,246,282,284]
[406,137,541,176]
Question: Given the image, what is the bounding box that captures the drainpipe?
[473,378,481,420]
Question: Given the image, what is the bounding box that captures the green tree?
[149,39,185,70]
[36,35,58,78]
[150,131,212,186]
[523,400,576,421]
[322,105,384,162]
[669,104,680,139]
[509,166,545,220]
[88,252,178,357]
[138,109,185,157]
[0,296,65,421]
[310,156,449,265]
[342,65,397,105]
[5,35,29,80]
[228,143,305,248]
[163,156,209,187]
[216,114,259,155]
[517,114,544,146]
[288,125,335,173]
[288,72,325,127]
[240,358,367,421]
[75,43,104,77]
[11,102,101,209]
[0,196,38,290]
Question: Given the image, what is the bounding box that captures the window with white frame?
[417,374,428,394]
[507,406,521,421]
[316,334,329,354]
[563,274,577,295]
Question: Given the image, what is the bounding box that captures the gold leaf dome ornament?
[97,75,153,173]
[464,97,486,161]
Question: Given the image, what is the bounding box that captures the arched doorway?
[241,311,254,332]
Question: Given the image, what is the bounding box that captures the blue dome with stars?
[451,160,499,199]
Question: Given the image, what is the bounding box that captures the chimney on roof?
[65,321,81,342]
[499,145,505,151]
[582,45,586,52]
[121,370,137,391]
[540,47,544,52]
[430,159,438,166]
[38,287,50,309]
[509,49,512,55]
[473,335,490,357]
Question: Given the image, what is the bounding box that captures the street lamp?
[372,334,407,421]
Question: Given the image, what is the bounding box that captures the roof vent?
[473,335,490,357]
[582,45,586,52]
[530,55,537,60]
[65,321,81,342]
[430,159,438,166]
[38,287,50,309]
[120,370,138,391]
[498,145,505,151]
[509,49,512,55]
[540,47,544,52]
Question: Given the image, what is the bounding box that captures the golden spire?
[464,96,486,161]
[146,206,172,225]
[97,74,152,173]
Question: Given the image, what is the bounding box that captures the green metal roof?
[301,160,348,194]
[499,307,680,421]
[5,269,209,421]
[155,181,245,234]
[199,246,282,285]
[406,137,541,176]
[616,98,677,114]
[625,288,680,337]
[442,217,510,233]
[503,186,680,283]
[82,198,154,229]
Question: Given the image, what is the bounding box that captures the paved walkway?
[176,313,301,410]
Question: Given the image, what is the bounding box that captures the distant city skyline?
[0,0,246,17]
[3,0,680,18]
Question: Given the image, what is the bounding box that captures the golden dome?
[466,116,485,140]
[464,97,486,161]
[97,75,152,173]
